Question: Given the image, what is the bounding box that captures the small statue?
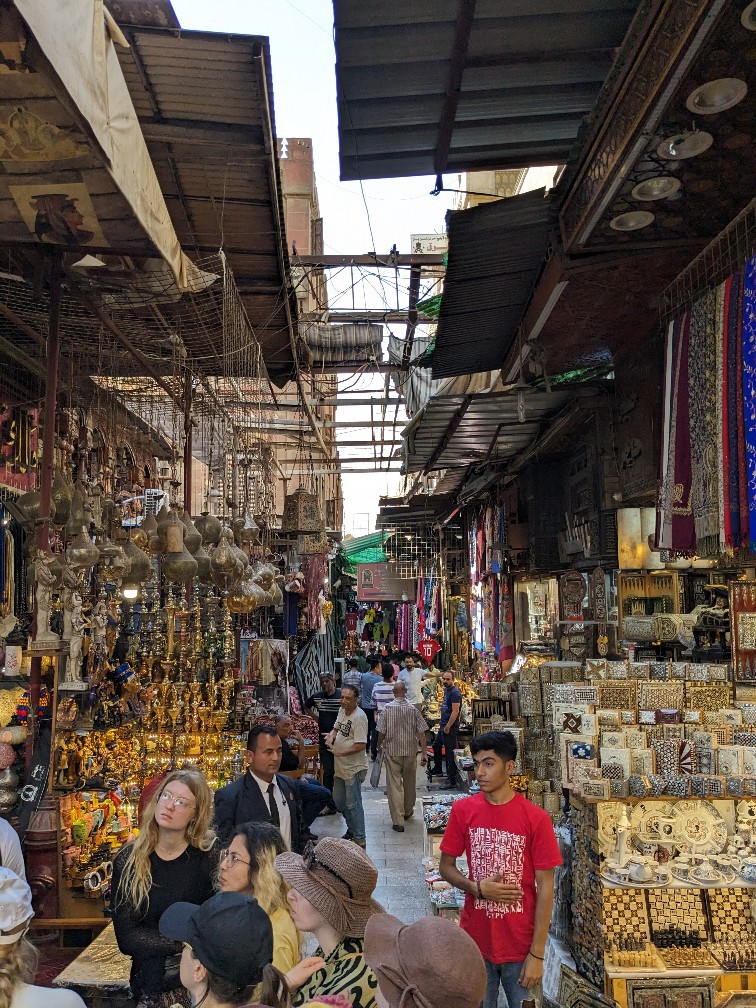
[61,562,83,641]
[65,591,89,683]
[32,552,61,645]
[90,600,108,655]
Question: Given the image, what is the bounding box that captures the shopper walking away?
[214,725,305,852]
[360,657,383,761]
[159,891,289,1008]
[438,731,561,1008]
[217,821,300,976]
[111,768,217,1008]
[365,912,487,1008]
[376,681,427,832]
[325,683,368,846]
[371,663,397,718]
[305,672,341,811]
[275,715,331,836]
[397,656,423,711]
[0,818,25,880]
[343,658,363,690]
[432,670,462,789]
[276,837,385,1007]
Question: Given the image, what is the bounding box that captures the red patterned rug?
[34,946,79,987]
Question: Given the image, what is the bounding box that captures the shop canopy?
[428,188,553,379]
[332,0,639,182]
[341,532,388,573]
[4,0,196,288]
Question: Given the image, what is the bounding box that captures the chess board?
[706,887,756,941]
[602,887,650,942]
[647,888,708,940]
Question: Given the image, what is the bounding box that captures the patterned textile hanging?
[742,257,756,548]
[658,314,695,552]
[688,288,721,555]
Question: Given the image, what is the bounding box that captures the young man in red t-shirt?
[439,731,561,1008]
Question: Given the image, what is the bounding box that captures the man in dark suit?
[214,725,305,852]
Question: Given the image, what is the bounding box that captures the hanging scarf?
[659,314,695,552]
[689,288,721,554]
[725,272,742,546]
[657,319,676,549]
[716,282,726,548]
[742,256,756,548]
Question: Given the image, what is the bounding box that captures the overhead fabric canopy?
[341,532,387,572]
[429,188,553,378]
[333,0,639,182]
[9,0,195,288]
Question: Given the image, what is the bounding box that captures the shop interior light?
[609,210,655,231]
[657,129,713,160]
[122,583,139,600]
[686,78,748,115]
[631,176,681,201]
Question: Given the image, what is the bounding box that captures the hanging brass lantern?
[196,511,222,546]
[210,526,244,594]
[123,536,152,584]
[235,512,259,545]
[192,541,212,582]
[181,512,202,554]
[51,471,72,526]
[65,529,101,570]
[297,531,330,555]
[65,483,87,537]
[281,487,323,534]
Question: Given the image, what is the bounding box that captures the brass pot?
[64,483,87,537]
[52,471,73,526]
[198,511,222,546]
[192,542,212,582]
[210,527,244,594]
[0,768,19,788]
[0,787,17,811]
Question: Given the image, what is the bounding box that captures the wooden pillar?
[28,255,62,771]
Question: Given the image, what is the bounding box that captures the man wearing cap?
[439,730,561,1008]
[325,683,369,848]
[305,672,342,810]
[360,656,384,761]
[376,681,428,832]
[214,725,305,852]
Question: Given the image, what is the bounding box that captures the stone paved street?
[310,763,433,922]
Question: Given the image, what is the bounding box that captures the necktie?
[267,782,280,829]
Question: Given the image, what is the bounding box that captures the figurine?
[32,552,60,645]
[65,591,89,683]
[90,600,108,655]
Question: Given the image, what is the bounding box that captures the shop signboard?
[410,233,448,255]
[357,563,415,601]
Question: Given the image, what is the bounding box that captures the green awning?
[341,532,387,573]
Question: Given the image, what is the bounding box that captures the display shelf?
[601,879,756,890]
[605,966,722,979]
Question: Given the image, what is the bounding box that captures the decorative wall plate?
[672,799,728,853]
[597,802,629,854]
[632,800,676,843]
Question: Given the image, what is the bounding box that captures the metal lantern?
[297,531,330,555]
[281,487,323,534]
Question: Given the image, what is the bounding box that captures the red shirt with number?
[439,791,561,963]
[417,637,441,663]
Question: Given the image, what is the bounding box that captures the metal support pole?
[183,370,193,513]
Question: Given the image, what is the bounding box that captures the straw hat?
[364,913,487,1008]
[275,837,384,939]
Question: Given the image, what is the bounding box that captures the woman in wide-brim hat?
[276,837,385,1008]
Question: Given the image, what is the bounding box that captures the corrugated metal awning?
[429,188,553,378]
[404,386,572,474]
[333,0,638,182]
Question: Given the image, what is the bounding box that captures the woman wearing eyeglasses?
[111,768,217,1008]
[217,823,301,977]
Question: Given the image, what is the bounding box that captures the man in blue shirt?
[433,670,462,789]
[359,656,384,760]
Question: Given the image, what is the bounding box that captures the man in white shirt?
[215,725,304,852]
[398,656,424,711]
[326,683,369,848]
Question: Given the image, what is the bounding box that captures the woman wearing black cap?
[159,891,290,1008]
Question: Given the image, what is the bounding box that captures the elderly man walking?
[377,681,428,832]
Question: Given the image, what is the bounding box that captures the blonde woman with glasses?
[112,768,217,1008]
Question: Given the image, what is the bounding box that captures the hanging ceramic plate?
[672,799,728,854]
[609,210,655,231]
[631,800,676,843]
[742,0,756,30]
[686,78,748,115]
[657,130,714,160]
[631,176,681,201]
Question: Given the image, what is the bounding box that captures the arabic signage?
[0,405,38,491]
[357,563,416,602]
[410,233,448,255]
